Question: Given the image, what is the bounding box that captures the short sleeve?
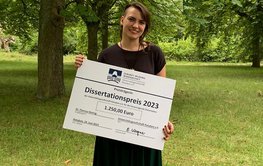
[152,45,166,74]
[97,51,105,63]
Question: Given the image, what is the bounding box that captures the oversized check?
[63,59,176,150]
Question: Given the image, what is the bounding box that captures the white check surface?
[63,60,176,150]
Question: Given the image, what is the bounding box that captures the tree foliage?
[183,0,263,67]
[145,0,184,43]
[0,0,39,40]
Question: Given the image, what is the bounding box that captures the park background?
[0,0,262,165]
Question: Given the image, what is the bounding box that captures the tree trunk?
[37,0,65,99]
[87,22,99,61]
[101,14,109,50]
[196,29,206,61]
[251,23,261,68]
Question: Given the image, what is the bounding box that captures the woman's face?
[121,7,146,41]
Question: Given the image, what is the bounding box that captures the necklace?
[119,42,141,70]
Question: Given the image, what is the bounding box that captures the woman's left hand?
[163,121,174,141]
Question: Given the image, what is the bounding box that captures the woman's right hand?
[75,54,85,69]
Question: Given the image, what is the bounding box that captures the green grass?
[164,61,263,165]
[0,52,262,165]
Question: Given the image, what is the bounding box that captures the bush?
[159,37,197,61]
[159,36,246,62]
[14,33,38,55]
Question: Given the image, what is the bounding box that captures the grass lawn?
[0,52,262,165]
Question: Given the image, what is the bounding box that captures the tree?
[144,0,184,43]
[183,0,263,67]
[75,0,117,61]
[233,0,263,67]
[0,0,39,40]
[37,0,65,99]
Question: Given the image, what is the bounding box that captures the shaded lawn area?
[0,54,262,165]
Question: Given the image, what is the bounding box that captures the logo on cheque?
[107,68,122,83]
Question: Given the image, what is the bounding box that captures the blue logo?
[107,68,122,83]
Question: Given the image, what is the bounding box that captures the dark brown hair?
[120,2,151,44]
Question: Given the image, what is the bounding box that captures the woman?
[75,2,174,166]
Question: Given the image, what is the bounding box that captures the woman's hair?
[120,2,151,44]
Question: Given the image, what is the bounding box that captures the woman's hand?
[163,121,174,141]
[75,54,85,69]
